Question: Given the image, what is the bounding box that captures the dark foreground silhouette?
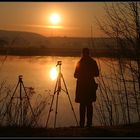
[0,123,140,137]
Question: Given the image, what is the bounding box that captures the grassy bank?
[0,123,140,137]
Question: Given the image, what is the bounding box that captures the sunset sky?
[0,2,111,37]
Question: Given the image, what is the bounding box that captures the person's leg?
[86,102,93,127]
[79,103,86,127]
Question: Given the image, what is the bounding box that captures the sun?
[49,13,60,25]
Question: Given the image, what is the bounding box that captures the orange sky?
[0,2,111,37]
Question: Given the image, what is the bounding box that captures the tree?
[96,2,140,125]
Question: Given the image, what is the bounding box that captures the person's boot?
[86,123,92,128]
[80,121,84,128]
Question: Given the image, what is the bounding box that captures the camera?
[56,61,62,66]
[18,75,23,82]
[19,75,23,79]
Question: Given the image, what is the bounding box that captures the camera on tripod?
[19,75,23,82]
[46,60,78,128]
[56,61,62,66]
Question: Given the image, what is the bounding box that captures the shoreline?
[0,123,140,137]
[0,52,138,59]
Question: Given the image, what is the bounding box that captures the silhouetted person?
[74,48,99,128]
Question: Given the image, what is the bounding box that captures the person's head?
[82,48,90,57]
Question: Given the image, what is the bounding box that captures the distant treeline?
[0,47,136,58]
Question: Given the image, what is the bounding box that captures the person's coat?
[74,56,99,104]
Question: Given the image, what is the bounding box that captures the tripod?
[46,61,78,128]
[2,75,37,127]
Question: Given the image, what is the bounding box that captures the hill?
[0,29,115,49]
[0,30,134,57]
[0,29,48,48]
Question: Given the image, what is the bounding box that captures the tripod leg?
[46,77,59,128]
[14,101,21,125]
[61,74,79,126]
[46,92,55,128]
[54,91,59,128]
[19,82,23,127]
[22,82,38,127]
[1,81,20,124]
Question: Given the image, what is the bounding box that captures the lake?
[0,55,139,128]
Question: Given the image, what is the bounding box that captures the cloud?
[16,24,81,30]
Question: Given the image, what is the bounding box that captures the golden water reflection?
[0,56,138,127]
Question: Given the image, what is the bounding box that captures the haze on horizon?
[0,2,111,38]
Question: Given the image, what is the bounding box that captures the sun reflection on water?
[50,67,58,81]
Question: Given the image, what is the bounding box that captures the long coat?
[74,56,99,104]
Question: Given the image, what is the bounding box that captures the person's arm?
[74,62,80,79]
[93,61,99,77]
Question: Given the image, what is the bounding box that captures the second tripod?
[2,75,37,127]
[46,61,78,128]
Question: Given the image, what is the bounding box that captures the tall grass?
[0,81,51,128]
[94,57,140,126]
